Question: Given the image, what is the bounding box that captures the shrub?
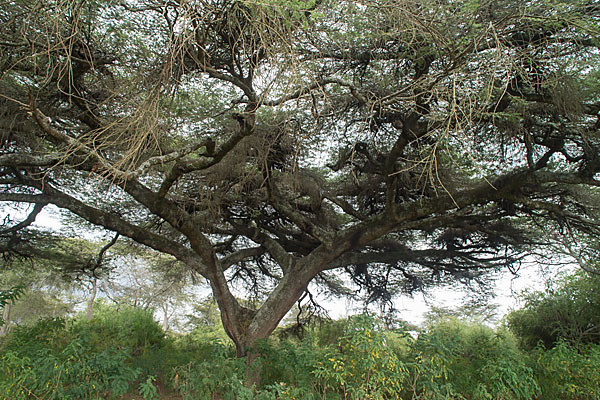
[72,304,165,355]
[172,314,409,400]
[1,316,69,352]
[506,272,600,350]
[534,341,600,400]
[312,318,348,348]
[254,336,323,392]
[314,314,408,400]
[407,319,539,400]
[0,318,141,399]
[170,338,256,400]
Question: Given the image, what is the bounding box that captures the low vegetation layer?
[1,273,599,400]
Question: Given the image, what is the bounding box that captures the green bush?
[407,319,539,400]
[0,306,170,399]
[170,338,256,400]
[506,272,600,350]
[172,315,409,400]
[534,341,600,400]
[312,318,348,348]
[254,337,323,392]
[0,318,141,399]
[314,314,408,400]
[72,304,168,381]
[72,304,165,355]
[6,307,600,399]
[0,317,69,352]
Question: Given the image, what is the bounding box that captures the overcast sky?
[18,204,573,329]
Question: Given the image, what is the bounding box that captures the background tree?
[423,301,501,326]
[1,0,599,356]
[65,233,120,320]
[0,231,119,332]
[0,267,73,335]
[0,205,126,326]
[101,250,196,331]
[506,272,600,350]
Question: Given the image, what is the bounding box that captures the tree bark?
[216,257,322,358]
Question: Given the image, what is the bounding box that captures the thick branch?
[221,246,265,270]
[231,221,295,272]
[0,191,208,276]
[0,202,47,234]
[158,120,253,197]
[0,153,62,167]
[127,138,216,179]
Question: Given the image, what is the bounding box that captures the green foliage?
[314,314,408,399]
[407,327,461,400]
[313,317,348,347]
[2,308,599,399]
[7,288,73,326]
[1,316,68,350]
[0,285,24,326]
[138,375,159,400]
[407,319,539,400]
[0,306,169,399]
[71,304,171,384]
[172,315,409,399]
[506,272,600,349]
[0,318,140,399]
[72,303,165,355]
[171,339,255,400]
[254,337,323,392]
[184,296,229,340]
[0,285,24,308]
[534,341,600,400]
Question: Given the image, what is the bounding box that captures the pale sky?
[16,205,572,329]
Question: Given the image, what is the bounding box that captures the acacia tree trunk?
[211,257,322,358]
[211,220,389,358]
[210,263,317,389]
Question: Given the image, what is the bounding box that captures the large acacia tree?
[1,0,599,356]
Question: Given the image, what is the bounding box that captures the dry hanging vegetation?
[1,0,600,356]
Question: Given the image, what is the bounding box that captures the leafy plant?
[0,309,165,399]
[506,272,600,349]
[254,337,323,392]
[72,303,165,355]
[408,319,539,400]
[314,314,408,399]
[0,285,24,327]
[0,335,140,399]
[534,341,600,400]
[170,338,255,400]
[138,375,159,400]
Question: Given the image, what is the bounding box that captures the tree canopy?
[1,0,599,355]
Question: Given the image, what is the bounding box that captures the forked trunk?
[218,259,318,359]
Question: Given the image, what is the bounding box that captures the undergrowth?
[1,308,598,399]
